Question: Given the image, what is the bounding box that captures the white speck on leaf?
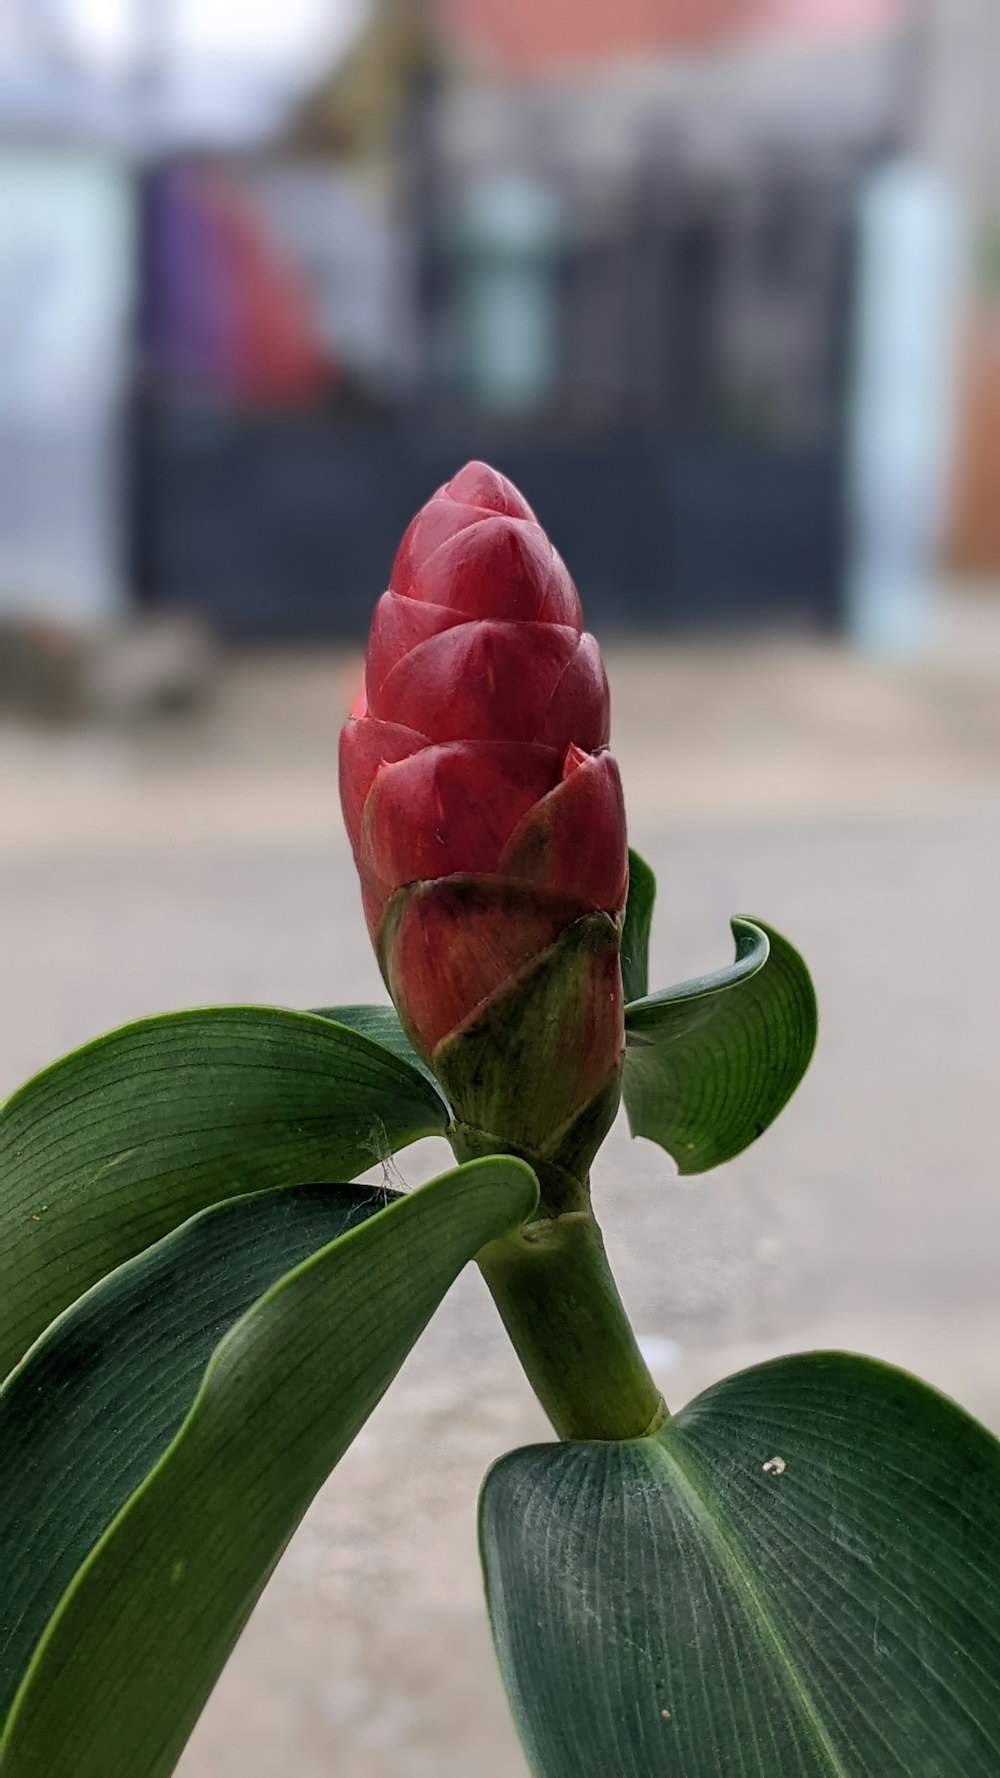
[762,1456,787,1476]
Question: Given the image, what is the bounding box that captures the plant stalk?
[475,1201,667,1443]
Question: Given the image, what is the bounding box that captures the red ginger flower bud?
[339,461,628,1187]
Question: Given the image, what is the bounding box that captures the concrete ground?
[4,592,1000,1777]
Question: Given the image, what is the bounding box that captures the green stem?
[475,1202,668,1443]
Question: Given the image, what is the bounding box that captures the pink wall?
[443,0,904,69]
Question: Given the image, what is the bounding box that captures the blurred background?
[2,2,1000,1774]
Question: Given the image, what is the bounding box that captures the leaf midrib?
[645,1431,852,1778]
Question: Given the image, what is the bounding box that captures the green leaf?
[622,918,816,1174]
[0,1179,390,1723]
[620,848,656,1006]
[482,1351,1000,1778]
[0,1005,449,1380]
[310,1002,441,1089]
[2,1155,538,1777]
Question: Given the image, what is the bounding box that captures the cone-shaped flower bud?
[339,461,628,1198]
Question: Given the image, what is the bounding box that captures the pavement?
[4,591,1000,1777]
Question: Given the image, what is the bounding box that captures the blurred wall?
[949,303,1000,573]
[0,145,133,627]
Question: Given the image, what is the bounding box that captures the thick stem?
[476,1205,668,1443]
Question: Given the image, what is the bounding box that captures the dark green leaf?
[2,1155,538,1777]
[0,1005,449,1379]
[623,919,816,1174]
[482,1351,1000,1778]
[0,1179,390,1722]
[620,848,656,1006]
[310,1002,440,1089]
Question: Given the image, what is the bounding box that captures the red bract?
[339,460,628,1105]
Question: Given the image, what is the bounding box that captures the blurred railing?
[132,142,860,638]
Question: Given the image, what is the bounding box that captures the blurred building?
[0,0,994,642]
[131,0,905,638]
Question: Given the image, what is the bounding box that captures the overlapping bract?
[339,460,627,1082]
